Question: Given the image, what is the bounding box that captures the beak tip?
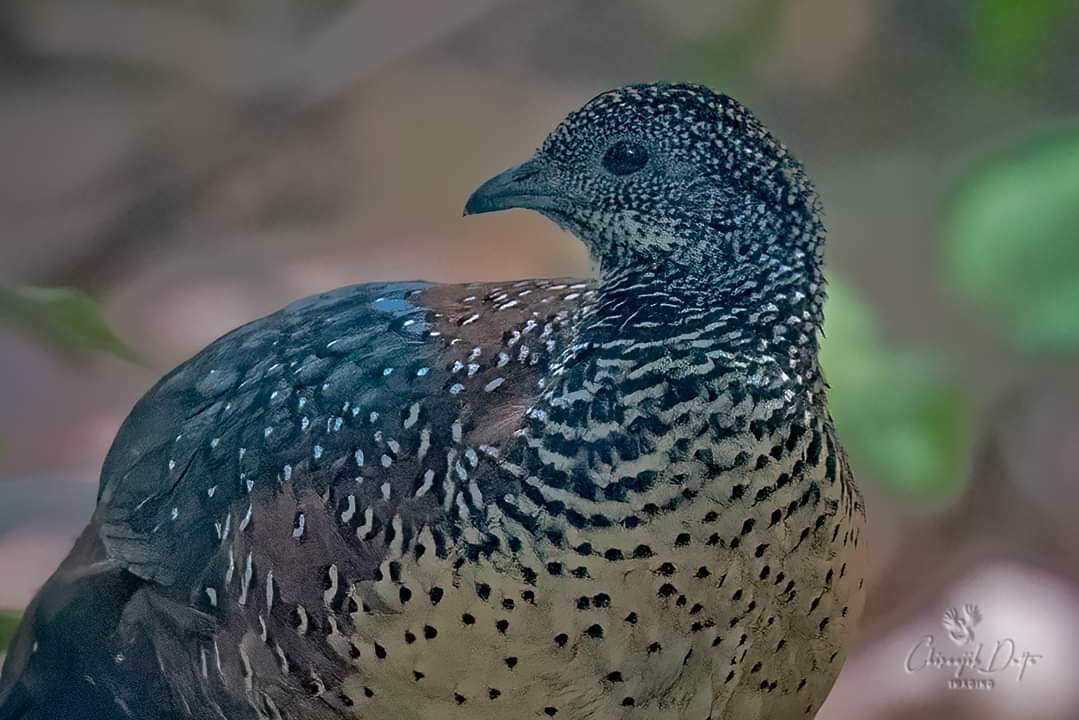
[462,194,482,217]
[464,186,503,216]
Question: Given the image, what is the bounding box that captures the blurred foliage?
[674,0,785,94]
[0,286,141,364]
[943,126,1079,354]
[968,0,1077,88]
[0,610,19,654]
[821,279,968,499]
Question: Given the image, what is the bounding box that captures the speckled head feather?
[467,82,827,339]
[539,83,820,229]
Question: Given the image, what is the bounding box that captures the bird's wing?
[94,281,440,587]
[94,278,594,588]
[2,278,596,718]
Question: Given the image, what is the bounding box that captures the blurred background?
[1,1,1078,717]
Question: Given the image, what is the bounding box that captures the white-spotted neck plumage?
[0,83,865,720]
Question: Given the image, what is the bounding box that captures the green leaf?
[968,0,1076,88]
[821,279,968,498]
[0,286,142,364]
[0,609,21,654]
[943,126,1079,354]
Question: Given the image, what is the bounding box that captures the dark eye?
[601,141,649,176]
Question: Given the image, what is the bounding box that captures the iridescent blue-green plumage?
[99,283,438,585]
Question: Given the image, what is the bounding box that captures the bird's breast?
[332,417,865,720]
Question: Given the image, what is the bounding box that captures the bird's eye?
[601,141,649,176]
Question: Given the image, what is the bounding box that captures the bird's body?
[0,84,865,720]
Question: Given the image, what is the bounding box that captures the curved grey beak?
[464,158,556,216]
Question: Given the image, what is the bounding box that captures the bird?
[942,605,981,646]
[0,82,865,720]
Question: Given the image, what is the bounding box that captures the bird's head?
[466,82,824,293]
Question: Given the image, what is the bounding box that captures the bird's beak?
[463,157,557,216]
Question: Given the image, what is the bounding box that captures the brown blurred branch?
[284,0,504,104]
[9,0,507,293]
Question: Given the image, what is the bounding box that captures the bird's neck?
[584,233,826,391]
[485,219,831,536]
[494,251,829,540]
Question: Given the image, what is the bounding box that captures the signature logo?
[904,603,1042,690]
[942,604,982,645]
